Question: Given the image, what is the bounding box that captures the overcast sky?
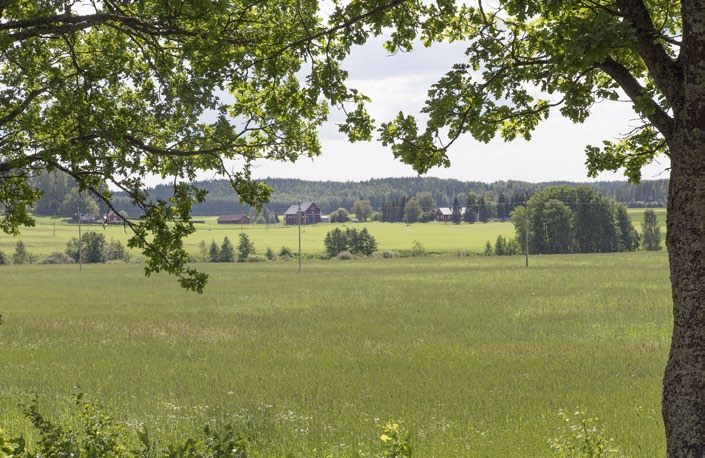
[246,37,670,184]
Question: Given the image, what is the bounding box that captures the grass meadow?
[0,251,671,456]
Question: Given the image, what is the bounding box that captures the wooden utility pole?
[77,206,82,270]
[524,203,529,268]
[298,202,302,272]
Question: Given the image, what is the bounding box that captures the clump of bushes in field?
[0,250,9,265]
[197,239,300,263]
[410,240,426,257]
[263,245,297,261]
[324,227,377,258]
[336,250,355,260]
[378,250,399,259]
[205,237,237,262]
[65,232,129,264]
[641,209,662,251]
[201,234,257,263]
[237,233,255,262]
[484,234,522,256]
[246,254,267,262]
[12,241,35,264]
[38,252,75,264]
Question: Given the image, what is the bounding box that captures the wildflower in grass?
[548,408,622,457]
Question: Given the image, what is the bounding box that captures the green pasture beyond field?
[0,252,670,456]
[0,208,666,259]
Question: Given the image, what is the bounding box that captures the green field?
[0,208,666,261]
[0,252,671,456]
[0,217,520,260]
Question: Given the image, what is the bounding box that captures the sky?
[247,37,671,184]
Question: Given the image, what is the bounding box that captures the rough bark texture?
[662,2,705,456]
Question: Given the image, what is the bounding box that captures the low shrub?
[336,251,355,260]
[12,241,33,264]
[548,408,622,457]
[379,421,412,458]
[38,252,76,264]
[0,250,9,265]
[380,250,399,259]
[0,394,249,457]
[246,254,268,262]
[410,240,426,257]
[265,247,276,260]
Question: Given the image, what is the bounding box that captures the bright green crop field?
[0,217,519,259]
[0,208,667,260]
[0,251,671,456]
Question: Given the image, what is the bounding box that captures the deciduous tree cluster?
[510,186,639,255]
[323,228,377,258]
[66,232,128,264]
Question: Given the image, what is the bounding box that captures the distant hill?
[108,176,668,216]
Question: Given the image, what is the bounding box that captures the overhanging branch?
[598,56,674,139]
[615,0,683,107]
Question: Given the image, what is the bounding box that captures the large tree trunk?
[662,5,705,453]
[662,135,705,456]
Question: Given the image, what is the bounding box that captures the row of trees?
[66,233,128,263]
[30,171,660,231]
[509,186,640,255]
[200,234,257,263]
[378,191,529,224]
[0,234,129,265]
[30,172,104,218]
[488,205,662,257]
[114,177,669,216]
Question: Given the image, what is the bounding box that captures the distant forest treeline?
[111,177,669,216]
[31,173,669,218]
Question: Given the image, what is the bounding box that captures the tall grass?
[0,252,670,456]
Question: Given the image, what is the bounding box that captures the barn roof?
[435,207,468,216]
[284,201,318,215]
[218,214,250,223]
[435,207,452,215]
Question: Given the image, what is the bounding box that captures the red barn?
[284,202,321,225]
[217,214,251,225]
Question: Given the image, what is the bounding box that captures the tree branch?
[261,0,409,63]
[615,0,683,107]
[0,87,47,127]
[2,12,250,45]
[0,152,45,174]
[598,56,674,139]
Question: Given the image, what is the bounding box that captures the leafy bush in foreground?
[0,394,413,458]
[0,394,249,457]
[548,408,622,458]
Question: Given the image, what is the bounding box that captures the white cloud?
[251,39,670,183]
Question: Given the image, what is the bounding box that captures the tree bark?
[662,4,705,455]
[663,130,705,457]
